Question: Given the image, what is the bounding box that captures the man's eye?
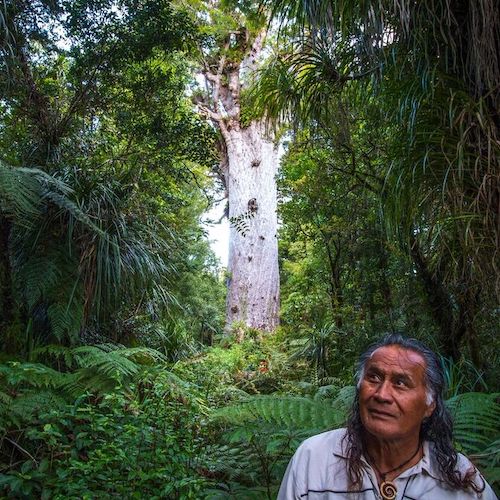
[366,373,380,382]
[395,379,408,387]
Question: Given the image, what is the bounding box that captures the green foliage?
[448,392,500,489]
[0,162,45,221]
[175,334,293,404]
[276,125,436,377]
[254,0,500,365]
[441,356,489,398]
[0,0,223,350]
[1,1,499,498]
[448,393,500,454]
[0,348,209,498]
[1,340,499,498]
[229,209,256,238]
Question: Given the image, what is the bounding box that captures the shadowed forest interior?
[0,0,499,498]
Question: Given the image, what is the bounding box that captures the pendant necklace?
[366,442,421,500]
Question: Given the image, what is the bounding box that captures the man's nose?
[373,380,393,403]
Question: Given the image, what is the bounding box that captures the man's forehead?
[366,345,427,373]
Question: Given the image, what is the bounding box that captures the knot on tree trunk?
[248,198,258,213]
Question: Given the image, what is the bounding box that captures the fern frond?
[229,210,256,237]
[0,162,42,223]
[17,255,61,310]
[212,394,347,432]
[8,390,67,420]
[47,303,74,341]
[331,385,356,412]
[60,374,92,398]
[0,362,68,389]
[447,392,500,454]
[0,390,12,405]
[100,345,168,365]
[32,345,76,369]
[28,345,169,396]
[473,438,500,485]
[71,346,140,378]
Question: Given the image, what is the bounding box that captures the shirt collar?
[332,430,350,459]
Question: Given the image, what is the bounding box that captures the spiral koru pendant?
[380,480,397,500]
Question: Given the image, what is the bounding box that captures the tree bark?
[0,217,14,346]
[321,232,343,328]
[409,236,462,360]
[225,121,280,331]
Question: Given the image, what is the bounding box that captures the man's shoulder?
[278,429,353,499]
[295,428,348,458]
[455,452,492,490]
[426,444,497,498]
[455,452,479,472]
[427,443,484,477]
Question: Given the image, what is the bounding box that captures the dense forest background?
[0,0,499,498]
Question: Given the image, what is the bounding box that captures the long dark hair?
[344,334,484,492]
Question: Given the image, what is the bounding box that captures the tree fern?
[47,302,82,343]
[1,345,170,398]
[17,255,61,311]
[213,385,354,432]
[32,345,77,369]
[3,159,178,346]
[58,345,166,395]
[7,391,67,421]
[0,362,68,389]
[214,388,499,455]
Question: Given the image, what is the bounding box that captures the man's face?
[359,345,436,443]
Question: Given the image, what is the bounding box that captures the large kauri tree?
[196,6,280,332]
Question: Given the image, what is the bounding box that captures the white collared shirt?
[277,429,497,499]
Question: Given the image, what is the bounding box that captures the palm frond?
[249,34,357,128]
[4,161,179,343]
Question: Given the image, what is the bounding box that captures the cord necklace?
[366,442,421,500]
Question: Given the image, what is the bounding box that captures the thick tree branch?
[197,103,224,123]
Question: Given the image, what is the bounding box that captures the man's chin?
[362,418,399,441]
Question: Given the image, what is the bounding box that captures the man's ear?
[424,400,436,418]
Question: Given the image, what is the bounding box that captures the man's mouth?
[368,408,395,418]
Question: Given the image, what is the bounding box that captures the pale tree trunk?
[225,121,280,331]
[199,30,280,333]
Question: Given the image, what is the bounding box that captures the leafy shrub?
[174,335,290,405]
[0,348,210,499]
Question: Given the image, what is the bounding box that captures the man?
[278,334,497,499]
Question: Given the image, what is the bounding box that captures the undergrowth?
[1,336,498,498]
